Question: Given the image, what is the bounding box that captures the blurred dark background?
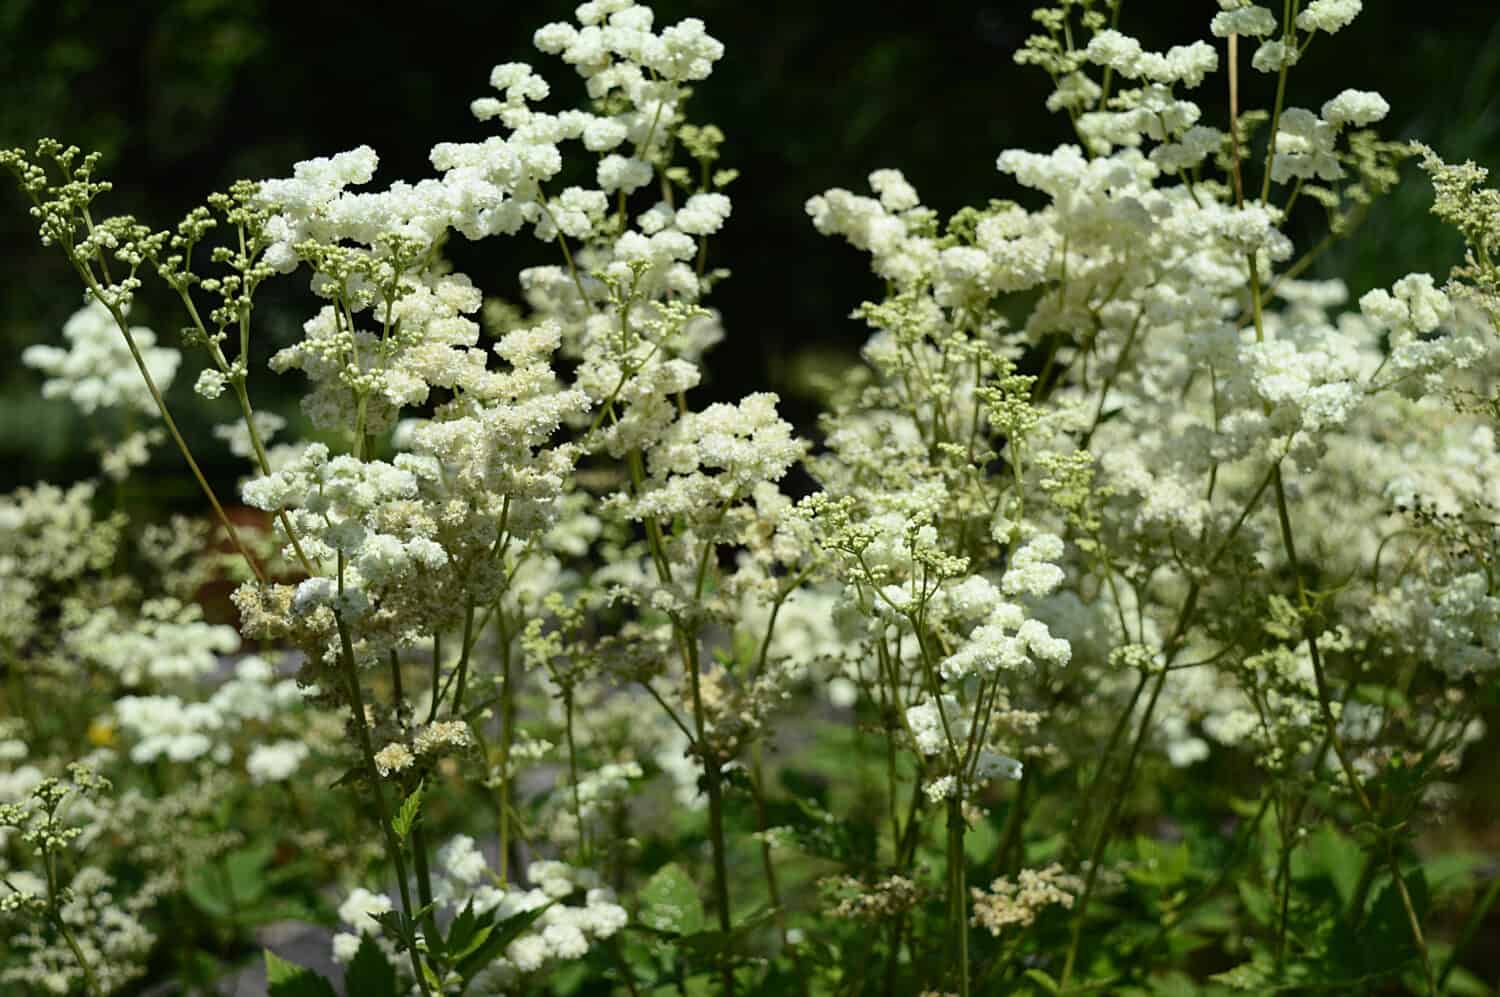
[2,0,1498,500]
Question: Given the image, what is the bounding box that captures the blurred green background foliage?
[1,0,1497,499]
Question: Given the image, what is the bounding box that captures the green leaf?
[345,936,398,997]
[1300,825,1362,908]
[1353,683,1407,709]
[456,904,551,981]
[183,844,285,922]
[237,901,321,928]
[1236,880,1274,929]
[1359,866,1429,974]
[184,872,231,919]
[639,863,705,936]
[1127,835,1190,889]
[373,909,416,948]
[1421,850,1488,902]
[450,922,495,964]
[392,780,424,841]
[769,797,878,866]
[264,951,338,997]
[1440,963,1492,997]
[441,900,499,963]
[1023,968,1060,993]
[671,906,779,960]
[420,958,443,992]
[224,842,275,903]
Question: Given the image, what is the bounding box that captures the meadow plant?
[1,0,1498,993]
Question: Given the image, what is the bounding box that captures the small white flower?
[246,741,308,784]
[373,742,415,777]
[194,368,227,399]
[1321,88,1389,128]
[337,888,393,935]
[1210,6,1278,38]
[1296,0,1361,34]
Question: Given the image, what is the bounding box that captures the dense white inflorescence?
[6,0,1499,991]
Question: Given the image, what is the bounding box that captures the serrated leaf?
[441,899,496,962]
[450,922,495,964]
[345,936,398,997]
[392,780,424,841]
[374,909,415,947]
[640,863,705,936]
[264,951,338,997]
[456,904,551,981]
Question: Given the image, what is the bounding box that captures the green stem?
[1059,666,1168,990]
[1274,795,1294,971]
[993,766,1032,875]
[948,795,971,997]
[173,280,317,577]
[389,650,406,721]
[334,612,434,997]
[428,631,442,723]
[411,823,439,946]
[1245,226,1437,992]
[46,848,100,997]
[1258,0,1299,206]
[563,682,587,863]
[748,742,787,942]
[497,614,515,885]
[686,637,736,997]
[1054,456,1277,985]
[78,269,264,584]
[1438,871,1500,991]
[1067,669,1150,863]
[449,598,477,719]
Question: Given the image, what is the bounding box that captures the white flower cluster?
[113,696,225,764]
[332,843,628,989]
[15,3,1500,992]
[1,866,156,995]
[64,600,239,685]
[1268,89,1388,185]
[1082,31,1219,89]
[1210,6,1279,38]
[330,886,393,961]
[208,655,308,722]
[255,0,722,281]
[110,653,310,768]
[624,393,805,525]
[1296,0,1362,35]
[906,695,967,758]
[245,740,309,784]
[265,270,489,434]
[22,300,179,416]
